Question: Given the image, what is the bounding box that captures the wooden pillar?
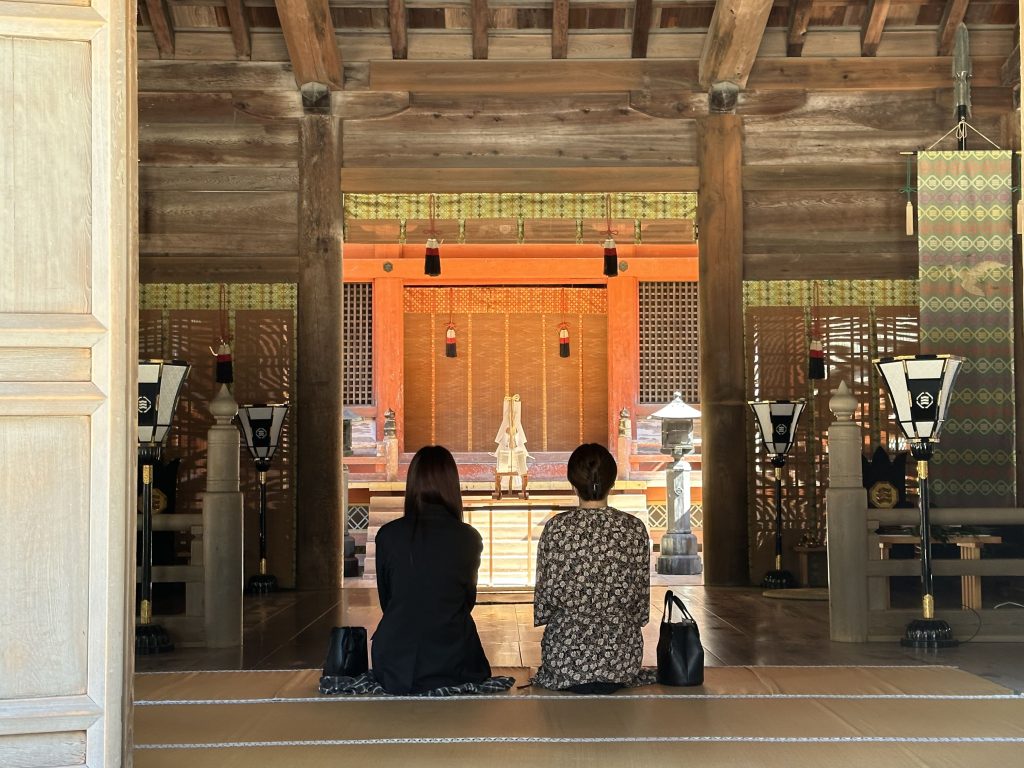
[607,274,640,450]
[374,276,405,450]
[297,109,345,588]
[697,105,750,586]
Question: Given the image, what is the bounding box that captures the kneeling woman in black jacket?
[371,445,491,694]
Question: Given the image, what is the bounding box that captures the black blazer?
[371,503,491,694]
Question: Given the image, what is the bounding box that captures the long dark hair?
[404,445,464,521]
[567,443,617,502]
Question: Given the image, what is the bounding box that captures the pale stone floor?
[137,581,1024,692]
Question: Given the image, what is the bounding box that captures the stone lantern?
[651,392,703,575]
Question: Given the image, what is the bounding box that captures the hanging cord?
[210,283,233,384]
[902,155,917,236]
[924,121,1001,151]
[603,193,618,239]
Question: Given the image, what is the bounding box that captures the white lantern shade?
[749,399,806,457]
[237,403,290,463]
[874,354,963,443]
[138,359,191,446]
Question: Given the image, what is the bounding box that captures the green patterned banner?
[917,151,1016,506]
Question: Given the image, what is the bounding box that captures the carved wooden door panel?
[0,0,136,765]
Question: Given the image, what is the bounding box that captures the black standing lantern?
[875,354,964,648]
[749,399,806,589]
[237,403,290,594]
[137,359,191,654]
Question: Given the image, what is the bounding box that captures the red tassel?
[808,338,827,380]
[603,237,618,278]
[445,324,457,358]
[558,324,570,358]
[424,237,441,276]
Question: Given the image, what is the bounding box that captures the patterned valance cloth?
[917,151,1016,506]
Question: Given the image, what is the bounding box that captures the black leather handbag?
[656,590,704,686]
[322,626,368,678]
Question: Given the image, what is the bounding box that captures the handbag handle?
[663,590,696,624]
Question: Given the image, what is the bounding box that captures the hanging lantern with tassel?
[445,323,457,358]
[444,288,457,358]
[808,282,827,381]
[214,284,233,384]
[602,193,618,278]
[424,194,441,276]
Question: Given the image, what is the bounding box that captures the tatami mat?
[133,666,1024,768]
[134,664,1011,702]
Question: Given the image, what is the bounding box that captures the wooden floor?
[136,585,1024,692]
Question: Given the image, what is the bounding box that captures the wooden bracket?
[301,83,332,114]
[708,82,740,114]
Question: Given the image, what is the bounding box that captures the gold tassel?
[1017,198,1023,235]
[905,200,914,236]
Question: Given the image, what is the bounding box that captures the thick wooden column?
[297,112,345,587]
[607,275,640,449]
[697,109,750,586]
[374,276,405,450]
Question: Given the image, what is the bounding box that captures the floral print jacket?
[532,506,652,689]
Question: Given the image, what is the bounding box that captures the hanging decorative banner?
[917,150,1016,506]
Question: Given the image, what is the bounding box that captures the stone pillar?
[616,407,632,481]
[383,408,399,481]
[826,380,869,642]
[202,384,244,648]
[657,455,703,575]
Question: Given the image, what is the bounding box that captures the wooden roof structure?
[140,1,1018,65]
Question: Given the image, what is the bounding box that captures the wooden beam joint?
[301,82,332,114]
[709,81,740,113]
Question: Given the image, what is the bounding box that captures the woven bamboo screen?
[743,281,919,580]
[139,284,298,587]
[639,281,700,404]
[403,287,607,453]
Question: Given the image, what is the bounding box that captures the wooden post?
[826,381,869,641]
[607,275,640,450]
[297,109,345,588]
[374,276,406,451]
[697,104,749,586]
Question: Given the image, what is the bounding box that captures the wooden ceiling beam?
[275,0,344,89]
[631,0,653,59]
[388,0,408,59]
[786,0,813,57]
[698,0,773,90]
[224,0,252,59]
[144,0,175,57]
[552,0,569,59]
[937,0,971,57]
[860,0,890,57]
[471,0,489,60]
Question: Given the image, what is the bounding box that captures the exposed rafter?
[937,0,972,56]
[631,0,653,59]
[144,0,175,57]
[861,0,890,57]
[388,0,408,60]
[275,0,344,89]
[224,0,252,59]
[552,0,569,60]
[698,0,773,90]
[786,0,814,57]
[471,0,489,60]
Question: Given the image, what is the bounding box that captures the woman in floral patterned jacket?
[532,443,654,694]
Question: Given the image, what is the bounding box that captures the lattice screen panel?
[744,287,918,582]
[639,281,699,404]
[343,282,374,406]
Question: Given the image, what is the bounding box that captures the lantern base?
[761,569,796,590]
[247,573,278,595]
[900,618,958,649]
[136,623,175,655]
